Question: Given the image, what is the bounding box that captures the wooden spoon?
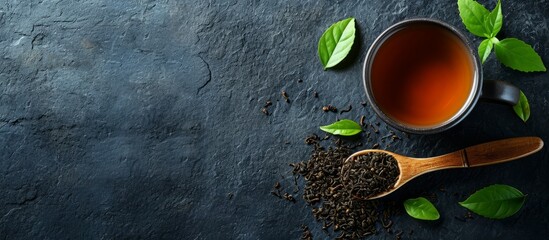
[344,137,544,200]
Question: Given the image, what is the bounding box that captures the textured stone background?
[0,0,548,239]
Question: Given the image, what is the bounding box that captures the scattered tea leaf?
[319,119,361,136]
[459,184,526,219]
[478,38,493,64]
[485,0,502,38]
[494,38,546,72]
[291,138,384,239]
[457,0,491,37]
[318,18,356,70]
[513,90,530,122]
[322,104,338,113]
[404,197,440,220]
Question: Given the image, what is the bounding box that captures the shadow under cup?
[363,19,483,134]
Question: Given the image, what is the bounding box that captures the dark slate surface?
[0,0,548,239]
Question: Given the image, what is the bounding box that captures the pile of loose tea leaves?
[341,152,400,199]
[289,135,398,239]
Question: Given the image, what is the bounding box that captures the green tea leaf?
[319,119,361,136]
[404,197,440,220]
[485,0,502,38]
[494,38,547,72]
[459,184,526,219]
[513,90,530,122]
[318,18,356,70]
[478,38,493,64]
[458,0,491,37]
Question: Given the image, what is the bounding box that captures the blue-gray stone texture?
[0,0,548,239]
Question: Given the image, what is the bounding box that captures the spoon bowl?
[343,137,544,200]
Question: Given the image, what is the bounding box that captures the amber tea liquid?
[371,23,474,127]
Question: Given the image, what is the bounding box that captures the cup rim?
[362,18,483,134]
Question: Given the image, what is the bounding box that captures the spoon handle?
[463,137,543,167]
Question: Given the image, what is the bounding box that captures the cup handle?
[480,80,520,105]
